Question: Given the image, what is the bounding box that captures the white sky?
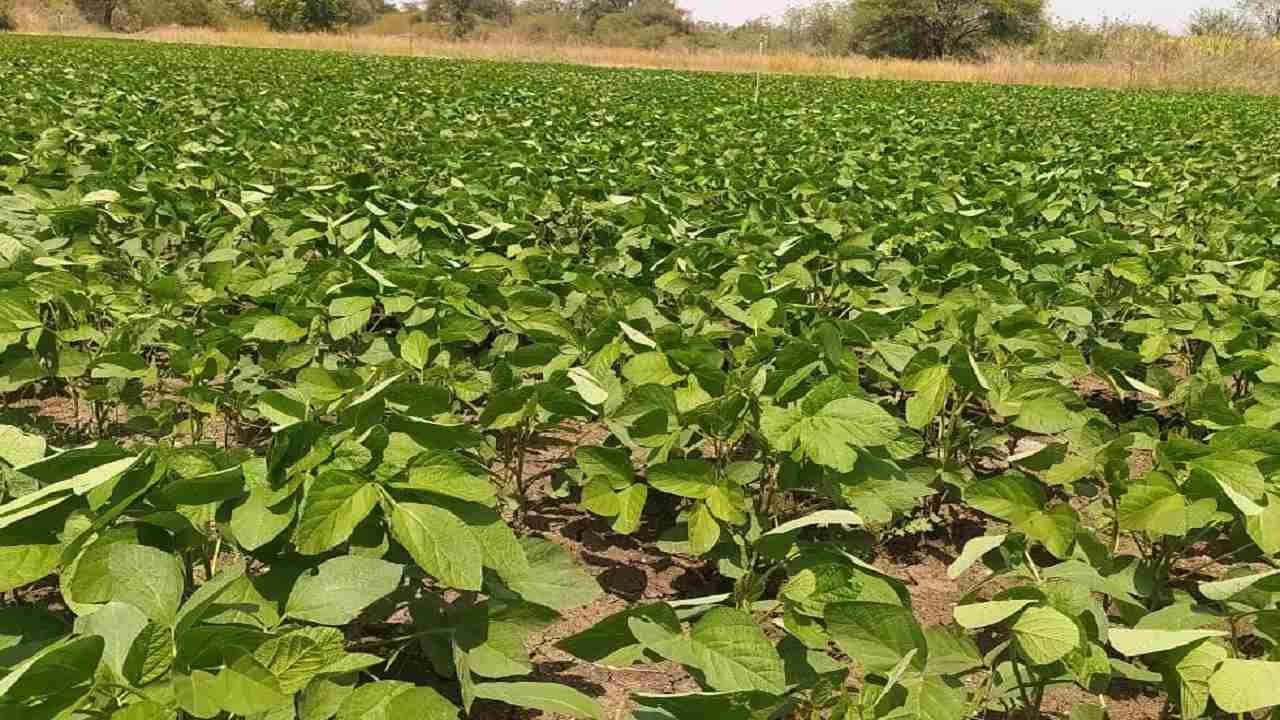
[681,0,1237,31]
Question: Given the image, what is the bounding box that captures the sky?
[679,0,1236,32]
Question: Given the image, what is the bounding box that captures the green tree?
[592,0,688,46]
[256,0,377,30]
[850,0,1047,59]
[423,0,514,36]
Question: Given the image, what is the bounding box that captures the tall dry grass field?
[15,17,1280,95]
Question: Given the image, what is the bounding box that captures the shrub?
[0,0,14,30]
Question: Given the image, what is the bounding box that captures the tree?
[1238,0,1280,35]
[592,0,688,47]
[256,0,378,30]
[849,0,1047,59]
[1187,6,1256,35]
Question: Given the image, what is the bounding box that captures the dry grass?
[14,20,1280,96]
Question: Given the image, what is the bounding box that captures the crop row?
[2,34,1280,720]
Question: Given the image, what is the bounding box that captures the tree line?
[5,0,1279,56]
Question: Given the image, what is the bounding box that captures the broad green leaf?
[1189,451,1266,515]
[385,686,459,719]
[1209,659,1280,713]
[249,315,308,343]
[1010,605,1079,665]
[904,365,952,430]
[472,682,602,719]
[612,483,647,534]
[0,426,43,467]
[506,538,600,610]
[556,603,680,666]
[576,446,633,486]
[1199,569,1280,601]
[387,502,483,591]
[211,656,292,716]
[1109,628,1227,656]
[953,600,1035,629]
[336,680,415,720]
[965,473,1043,524]
[294,472,380,555]
[1160,639,1228,718]
[403,451,496,505]
[1012,397,1079,434]
[68,542,184,626]
[825,602,927,674]
[687,608,787,694]
[687,502,720,555]
[648,459,716,499]
[285,556,402,625]
[0,635,103,718]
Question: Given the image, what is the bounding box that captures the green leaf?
[230,488,297,551]
[825,602,927,674]
[1011,605,1079,665]
[386,686,459,719]
[211,656,292,716]
[567,367,610,405]
[687,608,787,694]
[294,473,380,555]
[1118,477,1189,536]
[687,502,720,555]
[630,609,787,695]
[506,537,600,610]
[1109,628,1227,656]
[73,602,150,683]
[1209,659,1280,713]
[761,398,898,473]
[403,451,496,505]
[953,600,1035,629]
[0,426,44,467]
[285,556,403,625]
[0,454,139,530]
[337,680,415,720]
[472,682,602,719]
[249,315,308,343]
[612,483,647,535]
[622,352,681,386]
[400,331,432,371]
[576,446,633,486]
[1017,504,1078,559]
[764,509,863,537]
[1189,451,1266,515]
[903,365,952,430]
[648,459,716,499]
[965,473,1043,524]
[1012,397,1079,434]
[1161,639,1227,718]
[1247,494,1280,554]
[175,562,247,640]
[387,502,484,591]
[556,603,680,666]
[0,635,103,718]
[68,542,184,626]
[299,675,357,720]
[947,534,1006,579]
[0,606,66,668]
[1198,569,1280,601]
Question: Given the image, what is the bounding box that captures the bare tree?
[1238,0,1280,35]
